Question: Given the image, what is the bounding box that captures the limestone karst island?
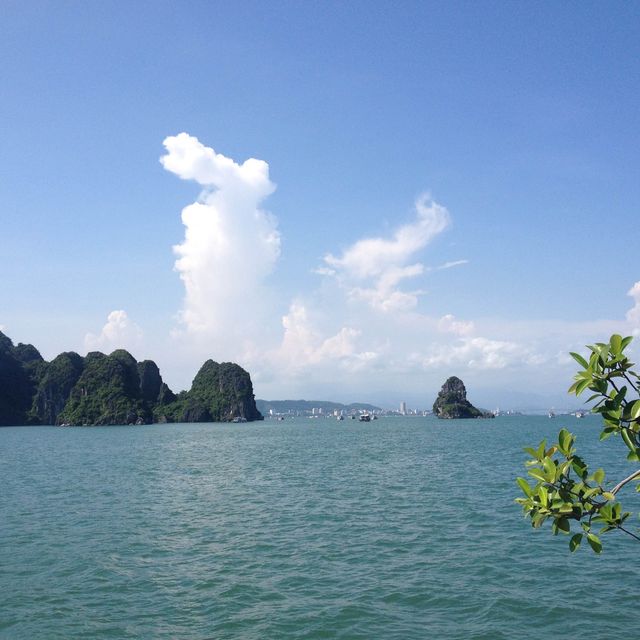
[432,376,494,419]
[1,331,497,426]
[0,331,262,426]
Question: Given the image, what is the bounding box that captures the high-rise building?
[400,401,407,415]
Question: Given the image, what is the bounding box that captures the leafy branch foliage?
[516,334,640,553]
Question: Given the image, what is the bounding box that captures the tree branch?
[617,525,640,543]
[612,469,640,495]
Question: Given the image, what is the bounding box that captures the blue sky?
[1,1,639,409]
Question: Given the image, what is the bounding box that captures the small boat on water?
[548,410,555,418]
[336,415,345,421]
[359,414,371,422]
[232,416,247,423]
[575,410,586,418]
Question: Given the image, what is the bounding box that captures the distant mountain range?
[256,399,381,415]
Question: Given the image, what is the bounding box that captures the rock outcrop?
[432,376,492,419]
[31,352,85,425]
[157,360,262,423]
[0,330,262,426]
[0,332,44,426]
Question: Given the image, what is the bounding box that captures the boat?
[359,414,371,422]
[548,410,555,418]
[336,415,345,421]
[575,411,586,418]
[232,416,247,423]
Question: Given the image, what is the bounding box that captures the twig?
[618,525,640,543]
[612,469,640,495]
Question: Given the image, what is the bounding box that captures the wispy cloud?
[437,259,469,271]
[438,313,474,336]
[322,195,450,312]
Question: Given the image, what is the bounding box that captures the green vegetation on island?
[0,330,262,426]
[157,360,262,423]
[432,376,493,419]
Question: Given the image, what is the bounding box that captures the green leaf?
[571,456,588,479]
[516,477,533,497]
[556,517,570,533]
[621,429,636,452]
[621,336,633,350]
[602,491,615,501]
[538,485,549,507]
[570,352,589,369]
[610,334,622,355]
[527,468,547,483]
[569,533,583,551]
[587,532,603,553]
[532,513,547,528]
[575,379,591,396]
[558,429,573,455]
[593,468,605,484]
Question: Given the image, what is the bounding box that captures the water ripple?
[1,416,639,638]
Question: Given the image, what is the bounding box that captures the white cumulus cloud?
[418,336,536,371]
[161,133,280,350]
[322,195,450,312]
[626,281,640,328]
[85,310,143,353]
[275,302,377,372]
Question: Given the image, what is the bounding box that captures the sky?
[1,1,639,410]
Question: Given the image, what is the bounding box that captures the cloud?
[161,133,280,351]
[438,313,475,336]
[626,281,640,327]
[437,259,469,271]
[417,336,536,371]
[275,302,378,372]
[85,310,143,353]
[322,195,450,312]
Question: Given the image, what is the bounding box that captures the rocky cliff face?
[158,360,263,423]
[432,376,491,419]
[31,352,85,425]
[0,331,261,426]
[0,332,44,426]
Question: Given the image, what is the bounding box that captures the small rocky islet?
[432,375,494,419]
[0,331,262,426]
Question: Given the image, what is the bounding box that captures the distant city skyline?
[1,2,639,410]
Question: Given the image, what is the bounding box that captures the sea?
[1,414,638,639]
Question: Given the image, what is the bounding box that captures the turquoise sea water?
[1,415,639,639]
